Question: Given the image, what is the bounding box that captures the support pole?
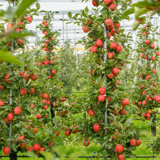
[9,41,17,160]
[146,15,156,136]
[74,30,78,69]
[104,24,107,145]
[46,11,55,127]
[62,12,64,48]
[66,24,68,41]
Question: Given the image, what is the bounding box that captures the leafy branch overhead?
[122,0,160,30]
[0,0,40,65]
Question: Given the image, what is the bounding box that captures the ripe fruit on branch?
[44,23,48,27]
[107,32,111,39]
[43,31,48,35]
[33,128,38,133]
[87,109,95,117]
[103,0,111,5]
[114,23,120,28]
[3,147,10,155]
[145,40,150,45]
[52,70,56,74]
[116,144,124,153]
[119,109,127,115]
[28,146,34,152]
[50,60,54,64]
[43,93,50,100]
[89,69,93,75]
[113,132,118,139]
[44,105,48,110]
[118,154,125,160]
[153,70,156,73]
[30,104,34,109]
[44,47,48,51]
[107,52,114,59]
[109,3,116,11]
[46,39,50,43]
[107,25,114,30]
[31,74,38,81]
[4,118,10,124]
[145,112,150,117]
[29,88,35,94]
[142,91,146,95]
[110,42,117,49]
[91,46,98,53]
[40,147,45,151]
[136,139,141,146]
[26,17,32,23]
[93,124,100,132]
[83,139,90,146]
[99,87,106,95]
[116,45,123,52]
[7,113,14,121]
[82,25,89,33]
[112,67,119,75]
[151,43,155,49]
[0,100,5,106]
[92,0,99,6]
[18,135,25,141]
[48,74,52,79]
[18,38,24,46]
[14,107,21,115]
[138,101,141,106]
[96,39,103,47]
[145,75,150,80]
[122,99,129,105]
[156,52,159,56]
[54,131,60,136]
[65,130,71,136]
[20,88,27,96]
[7,23,13,31]
[142,32,146,36]
[4,74,12,83]
[20,143,27,149]
[98,95,105,102]
[106,72,114,79]
[15,28,21,32]
[142,100,147,105]
[33,144,41,151]
[35,115,39,119]
[116,80,120,85]
[105,18,113,27]
[130,139,137,146]
[51,36,55,40]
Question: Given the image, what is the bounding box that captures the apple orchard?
[0,0,160,160]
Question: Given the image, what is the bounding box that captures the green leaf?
[0,50,23,65]
[40,151,54,160]
[28,151,39,158]
[68,151,85,160]
[135,8,149,19]
[132,17,146,31]
[133,1,157,8]
[85,6,89,13]
[68,12,72,19]
[121,7,135,19]
[4,6,17,21]
[66,22,72,24]
[0,10,5,17]
[53,148,65,160]
[15,0,37,19]
[36,3,40,10]
[6,31,35,38]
